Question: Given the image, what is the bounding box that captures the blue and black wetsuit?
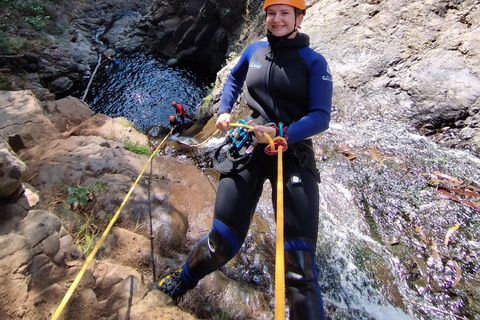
[219,32,332,144]
[180,33,332,320]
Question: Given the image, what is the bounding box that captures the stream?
[311,121,480,320]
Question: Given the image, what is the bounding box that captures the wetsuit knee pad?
[182,219,240,285]
[210,219,240,259]
[285,239,318,282]
[284,239,325,320]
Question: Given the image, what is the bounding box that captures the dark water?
[76,52,210,131]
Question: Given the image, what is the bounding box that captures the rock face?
[0,91,217,319]
[137,0,263,73]
[300,0,480,154]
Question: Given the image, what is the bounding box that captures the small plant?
[73,211,113,256]
[66,185,95,209]
[96,181,106,191]
[125,141,154,156]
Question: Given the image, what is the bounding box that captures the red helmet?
[169,115,176,122]
[171,101,177,106]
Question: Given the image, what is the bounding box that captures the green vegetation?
[65,182,106,209]
[0,0,63,54]
[64,182,113,256]
[125,141,156,156]
[1,0,51,30]
[73,211,113,256]
[66,185,95,209]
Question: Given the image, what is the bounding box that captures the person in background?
[152,0,332,319]
[106,56,120,70]
[169,115,183,134]
[171,101,195,126]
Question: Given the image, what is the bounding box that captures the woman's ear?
[296,14,304,29]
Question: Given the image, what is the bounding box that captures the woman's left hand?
[253,125,277,144]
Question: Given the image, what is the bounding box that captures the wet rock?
[49,76,74,95]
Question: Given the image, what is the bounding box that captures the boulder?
[44,96,95,133]
[0,139,27,199]
[0,90,63,151]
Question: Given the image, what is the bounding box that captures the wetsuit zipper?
[267,49,281,123]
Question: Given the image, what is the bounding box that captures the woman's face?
[265,4,304,38]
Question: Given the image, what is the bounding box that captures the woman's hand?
[216,113,231,132]
[253,125,276,144]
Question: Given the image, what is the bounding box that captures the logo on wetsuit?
[323,65,333,82]
[249,61,262,69]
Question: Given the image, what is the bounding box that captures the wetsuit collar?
[267,31,310,49]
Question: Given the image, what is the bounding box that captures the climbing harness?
[213,120,258,174]
[50,127,175,320]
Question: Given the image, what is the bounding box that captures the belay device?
[213,119,257,174]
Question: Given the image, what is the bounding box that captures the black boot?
[285,249,325,320]
[151,268,190,303]
[152,223,236,303]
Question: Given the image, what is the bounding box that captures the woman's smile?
[266,4,303,38]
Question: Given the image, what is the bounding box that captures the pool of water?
[75,51,210,131]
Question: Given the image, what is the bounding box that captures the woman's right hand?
[216,113,231,132]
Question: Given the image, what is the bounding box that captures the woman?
[152,0,332,318]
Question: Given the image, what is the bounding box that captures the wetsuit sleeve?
[217,58,249,114]
[285,50,333,144]
[218,42,268,114]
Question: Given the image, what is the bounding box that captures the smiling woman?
[265,4,304,39]
[150,0,333,319]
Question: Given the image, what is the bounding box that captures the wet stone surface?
[313,121,480,320]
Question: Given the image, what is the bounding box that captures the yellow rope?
[189,129,220,147]
[274,143,285,320]
[50,129,174,320]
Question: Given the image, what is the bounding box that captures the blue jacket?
[218,33,332,144]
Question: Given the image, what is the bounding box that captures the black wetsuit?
[179,33,332,320]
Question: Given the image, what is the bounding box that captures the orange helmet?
[171,101,177,106]
[263,0,306,10]
[169,115,176,122]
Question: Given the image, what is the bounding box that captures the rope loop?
[264,135,288,155]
